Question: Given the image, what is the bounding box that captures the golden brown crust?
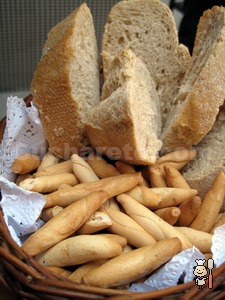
[162,6,225,150]
[32,33,82,157]
[31,3,99,159]
[82,238,181,288]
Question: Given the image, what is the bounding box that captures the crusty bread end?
[162,6,225,152]
[31,3,100,159]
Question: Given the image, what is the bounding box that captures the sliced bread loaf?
[101,0,190,126]
[162,6,225,152]
[182,108,225,212]
[31,3,100,159]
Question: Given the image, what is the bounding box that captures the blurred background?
[0,0,183,120]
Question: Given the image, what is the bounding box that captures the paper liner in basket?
[0,175,45,246]
[0,96,47,182]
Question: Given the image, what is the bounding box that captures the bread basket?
[1,96,225,300]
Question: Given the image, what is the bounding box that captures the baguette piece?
[162,6,225,151]
[175,227,212,254]
[117,193,192,250]
[36,235,122,267]
[19,173,78,193]
[11,153,41,174]
[182,109,225,211]
[102,0,190,125]
[86,77,162,165]
[100,205,156,248]
[31,3,100,159]
[22,191,109,256]
[82,238,181,288]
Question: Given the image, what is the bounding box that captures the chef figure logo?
[193,258,214,289]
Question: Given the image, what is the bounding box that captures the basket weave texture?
[1,97,225,300]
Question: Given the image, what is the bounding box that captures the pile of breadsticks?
[10,149,225,289]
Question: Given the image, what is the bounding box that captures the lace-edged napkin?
[0,175,45,246]
[0,96,48,182]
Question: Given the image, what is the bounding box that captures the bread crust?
[182,109,225,212]
[162,6,225,151]
[82,238,181,288]
[36,235,122,267]
[31,3,100,159]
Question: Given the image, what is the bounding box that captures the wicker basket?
[1,96,225,300]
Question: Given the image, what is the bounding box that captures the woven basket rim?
[0,96,225,299]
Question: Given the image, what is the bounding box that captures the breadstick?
[22,190,109,256]
[149,187,198,209]
[11,153,41,174]
[46,266,72,278]
[76,211,112,234]
[71,154,99,182]
[41,206,64,222]
[115,161,136,174]
[125,185,162,207]
[98,234,127,248]
[164,164,190,188]
[114,196,166,241]
[148,164,167,187]
[44,185,91,208]
[15,173,33,186]
[150,149,197,184]
[44,173,142,208]
[190,172,225,232]
[58,183,72,190]
[211,212,225,233]
[177,196,202,227]
[100,205,157,248]
[36,234,122,267]
[215,213,223,223]
[87,152,121,178]
[175,227,212,254]
[122,244,133,253]
[69,259,107,283]
[19,173,79,193]
[153,207,181,225]
[115,161,149,186]
[37,151,59,171]
[205,253,213,261]
[104,197,121,211]
[33,160,73,177]
[82,237,181,288]
[117,193,192,250]
[156,149,197,169]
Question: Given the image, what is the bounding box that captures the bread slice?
[101,0,190,126]
[31,3,100,159]
[101,48,161,136]
[182,108,225,211]
[86,76,162,165]
[162,6,225,152]
[86,49,162,165]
